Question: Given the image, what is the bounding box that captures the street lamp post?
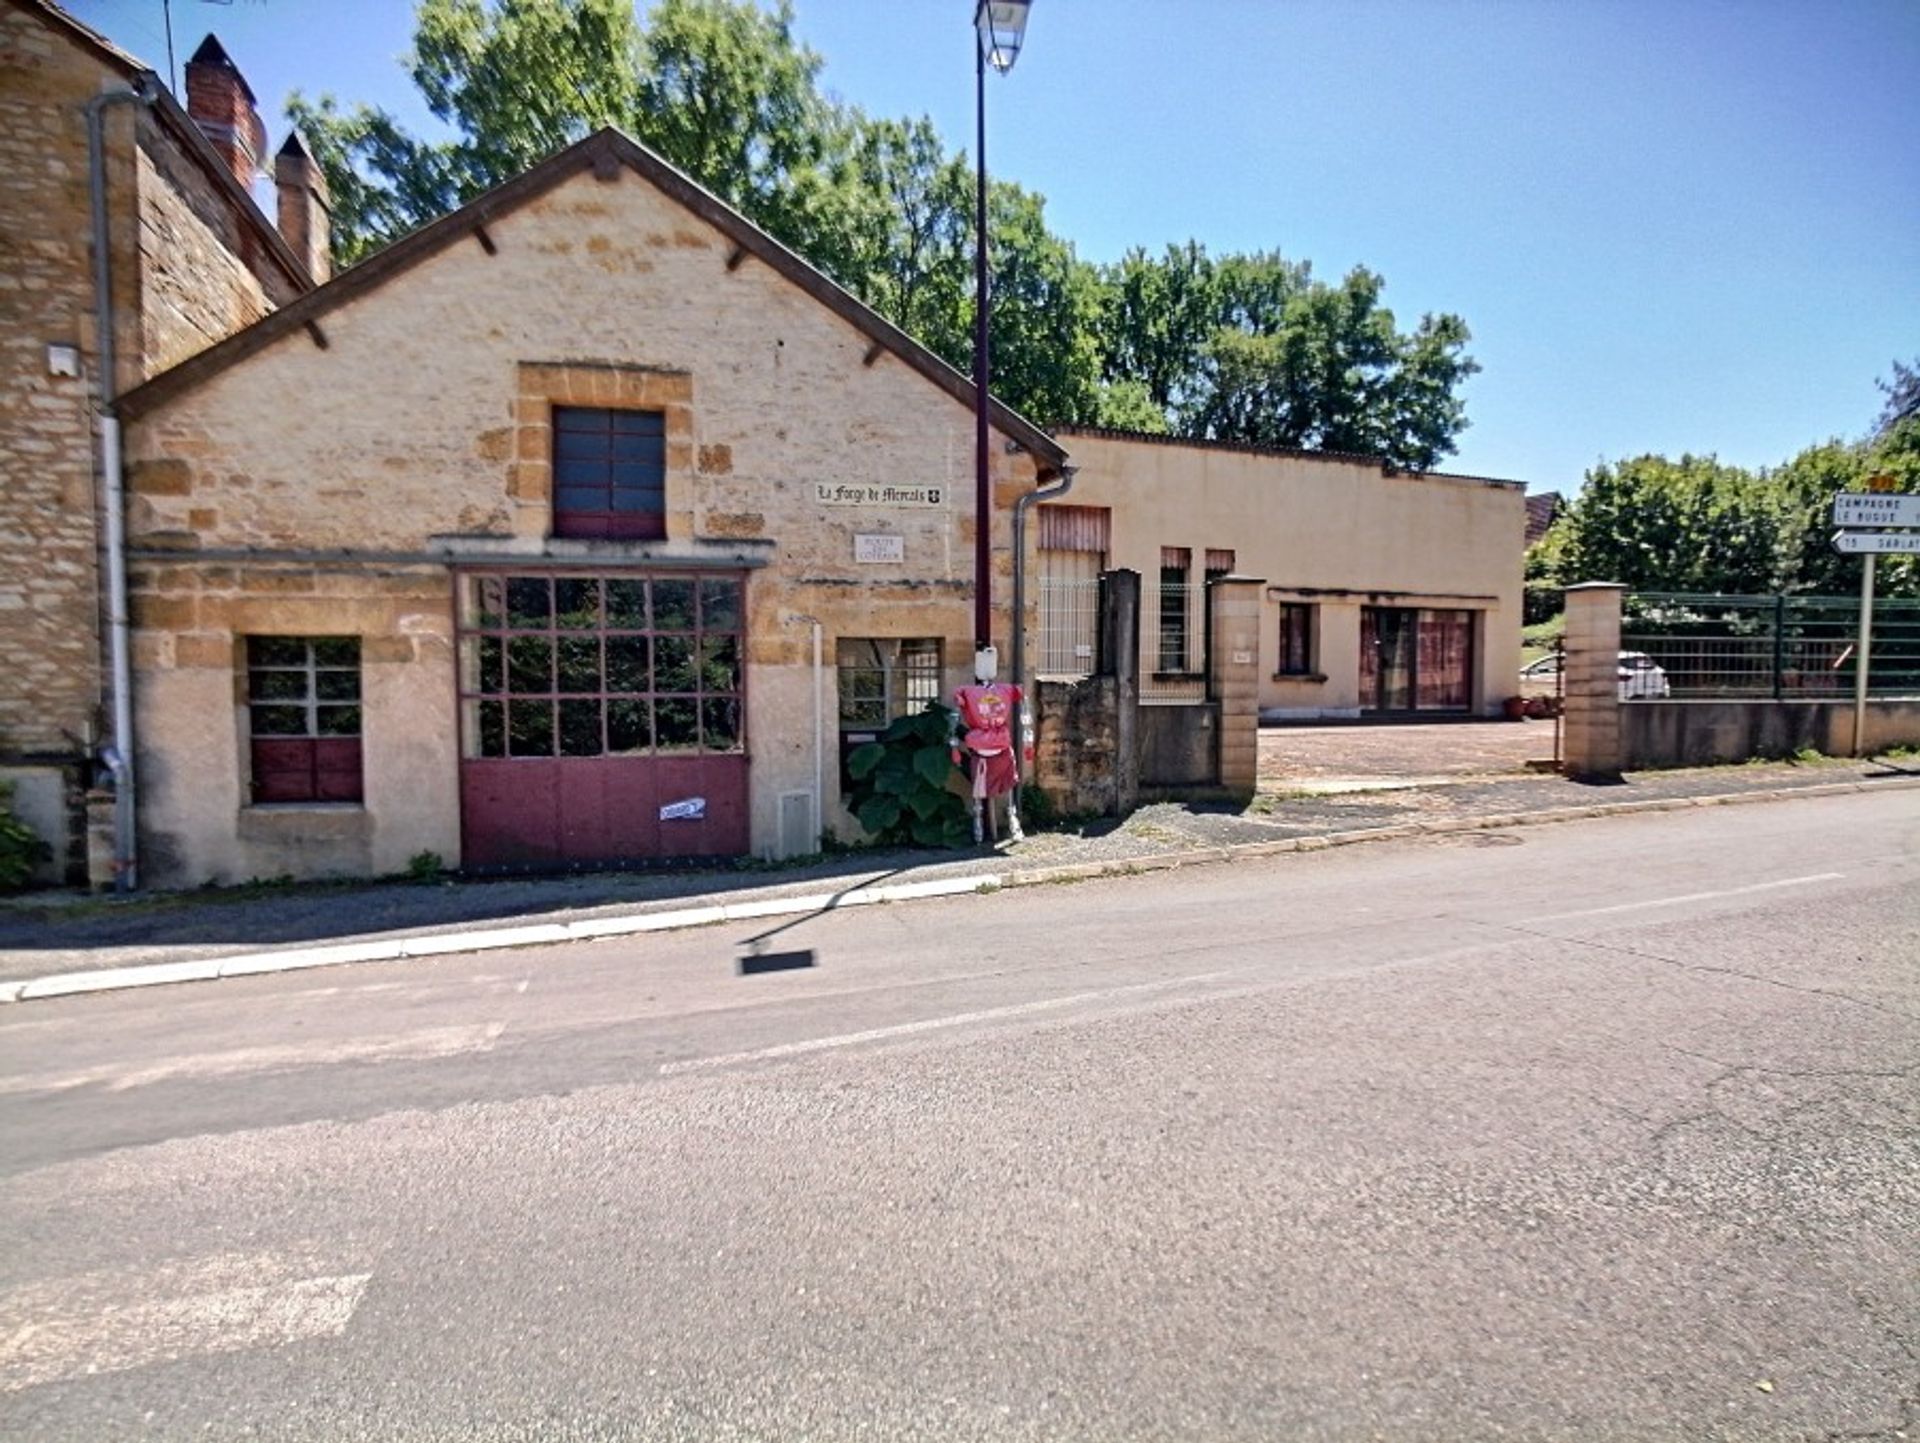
[972,1,1032,657]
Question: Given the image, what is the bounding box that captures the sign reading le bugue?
[815,481,943,508]
[1832,492,1920,529]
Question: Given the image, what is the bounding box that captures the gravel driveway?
[1260,718,1556,785]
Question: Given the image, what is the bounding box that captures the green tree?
[1540,367,1920,602]
[1184,267,1478,470]
[286,0,1477,458]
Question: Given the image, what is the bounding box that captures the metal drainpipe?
[88,75,161,892]
[1010,464,1077,780]
[785,613,824,853]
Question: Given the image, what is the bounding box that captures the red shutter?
[1038,504,1111,554]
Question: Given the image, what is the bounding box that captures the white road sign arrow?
[1832,530,1920,555]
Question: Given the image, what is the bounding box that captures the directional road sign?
[1833,492,1920,528]
[1832,530,1920,555]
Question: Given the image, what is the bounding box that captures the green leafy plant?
[406,849,447,882]
[0,782,51,889]
[845,702,970,848]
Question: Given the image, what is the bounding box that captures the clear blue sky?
[73,0,1920,493]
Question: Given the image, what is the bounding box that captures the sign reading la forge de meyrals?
[814,481,944,508]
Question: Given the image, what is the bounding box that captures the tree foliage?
[287,0,1477,465]
[1530,362,1920,602]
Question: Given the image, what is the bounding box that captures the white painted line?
[0,1022,506,1096]
[660,971,1229,1076]
[0,1265,369,1394]
[562,876,1001,944]
[399,923,569,957]
[14,959,222,1000]
[217,940,405,978]
[562,905,722,941]
[1530,871,1846,923]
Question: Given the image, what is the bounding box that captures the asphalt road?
[1,792,1915,1442]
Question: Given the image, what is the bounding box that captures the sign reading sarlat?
[814,482,944,508]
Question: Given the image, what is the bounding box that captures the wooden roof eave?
[116,128,1069,470]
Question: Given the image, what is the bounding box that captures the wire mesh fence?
[1621,592,1920,699]
[1036,576,1100,679]
[1143,581,1207,705]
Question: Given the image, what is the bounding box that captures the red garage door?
[456,570,748,869]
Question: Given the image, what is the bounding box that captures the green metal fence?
[1620,592,1920,699]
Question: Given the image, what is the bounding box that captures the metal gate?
[455,569,748,869]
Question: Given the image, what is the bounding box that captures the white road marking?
[1530,872,1845,923]
[0,1254,370,1394]
[660,973,1232,1075]
[0,1021,505,1096]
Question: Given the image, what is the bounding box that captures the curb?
[4,774,1913,1005]
[0,874,1001,1004]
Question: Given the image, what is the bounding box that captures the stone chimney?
[275,132,333,284]
[184,35,266,190]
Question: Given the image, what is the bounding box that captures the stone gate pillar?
[1207,575,1265,802]
[1562,582,1626,779]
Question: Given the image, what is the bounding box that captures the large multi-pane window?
[458,573,744,758]
[245,636,362,803]
[552,407,666,540]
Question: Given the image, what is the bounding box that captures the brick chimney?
[275,132,333,284]
[184,35,266,189]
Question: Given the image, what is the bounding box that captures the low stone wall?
[1139,702,1219,791]
[1034,676,1134,817]
[1622,699,1920,769]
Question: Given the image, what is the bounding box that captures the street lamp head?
[976,0,1032,74]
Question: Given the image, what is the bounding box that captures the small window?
[246,636,362,803]
[1158,547,1191,674]
[1278,603,1316,676]
[552,406,666,540]
[837,638,942,789]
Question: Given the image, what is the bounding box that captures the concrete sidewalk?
[4,756,1914,999]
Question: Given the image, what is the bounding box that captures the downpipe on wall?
[88,74,161,892]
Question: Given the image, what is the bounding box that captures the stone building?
[0,0,318,881]
[1040,429,1526,719]
[116,128,1066,887]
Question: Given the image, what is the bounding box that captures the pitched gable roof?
[117,127,1070,466]
[1525,491,1563,545]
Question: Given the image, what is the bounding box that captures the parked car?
[1519,651,1672,700]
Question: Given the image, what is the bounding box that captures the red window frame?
[552,406,666,540]
[245,637,363,804]
[1278,603,1315,676]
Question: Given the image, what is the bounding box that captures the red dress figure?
[955,681,1022,799]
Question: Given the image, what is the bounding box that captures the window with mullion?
[458,573,743,759]
[552,406,666,539]
[245,636,362,804]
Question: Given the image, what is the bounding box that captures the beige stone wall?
[0,8,112,765]
[134,113,300,377]
[126,165,1044,883]
[1052,432,1527,717]
[1,9,306,881]
[129,561,457,884]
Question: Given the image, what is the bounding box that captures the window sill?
[1272,671,1328,684]
[1150,670,1202,682]
[242,801,366,814]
